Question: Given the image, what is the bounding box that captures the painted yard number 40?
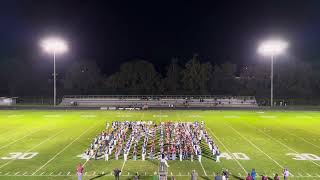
[1,152,38,160]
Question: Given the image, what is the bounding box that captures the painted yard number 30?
[1,152,38,160]
[286,153,320,161]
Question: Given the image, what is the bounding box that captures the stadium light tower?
[258,39,288,107]
[41,37,68,107]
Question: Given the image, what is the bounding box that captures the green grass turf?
[0,109,320,180]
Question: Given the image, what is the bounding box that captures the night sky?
[1,0,320,74]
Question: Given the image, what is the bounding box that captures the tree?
[238,59,316,104]
[105,60,161,94]
[274,60,313,98]
[238,62,270,97]
[64,60,103,94]
[181,55,212,94]
[210,62,237,95]
[0,58,48,96]
[162,58,182,94]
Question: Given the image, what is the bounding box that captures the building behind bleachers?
[0,97,17,106]
[60,95,258,108]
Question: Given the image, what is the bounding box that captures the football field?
[0,109,320,180]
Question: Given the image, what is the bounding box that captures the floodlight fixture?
[258,38,288,107]
[41,37,68,54]
[40,36,68,107]
[258,39,288,56]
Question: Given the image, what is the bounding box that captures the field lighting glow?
[258,39,288,56]
[41,37,68,54]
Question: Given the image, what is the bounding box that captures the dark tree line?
[1,54,320,104]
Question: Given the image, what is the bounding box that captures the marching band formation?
[83,121,221,162]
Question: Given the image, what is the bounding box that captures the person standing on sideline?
[191,170,198,180]
[215,173,222,180]
[114,168,121,180]
[262,175,268,180]
[284,168,289,180]
[76,163,84,180]
[222,169,230,180]
[152,172,159,180]
[274,173,280,180]
[134,172,140,180]
[222,173,226,180]
[251,168,256,180]
[246,173,253,180]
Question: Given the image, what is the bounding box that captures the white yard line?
[119,111,145,173]
[242,122,320,169]
[0,174,320,178]
[207,128,247,174]
[0,129,41,150]
[120,160,126,173]
[0,129,65,169]
[224,122,287,173]
[176,111,208,177]
[281,128,320,150]
[32,123,97,175]
[199,161,208,176]
[83,158,90,167]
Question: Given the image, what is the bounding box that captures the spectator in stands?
[246,173,253,180]
[251,168,256,180]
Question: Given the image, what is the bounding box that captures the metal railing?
[63,95,256,100]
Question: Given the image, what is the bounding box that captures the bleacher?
[60,95,258,108]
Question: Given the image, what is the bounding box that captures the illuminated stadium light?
[40,36,68,107]
[258,39,288,56]
[41,37,68,54]
[258,38,288,107]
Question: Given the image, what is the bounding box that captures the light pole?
[41,37,68,107]
[258,39,287,107]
